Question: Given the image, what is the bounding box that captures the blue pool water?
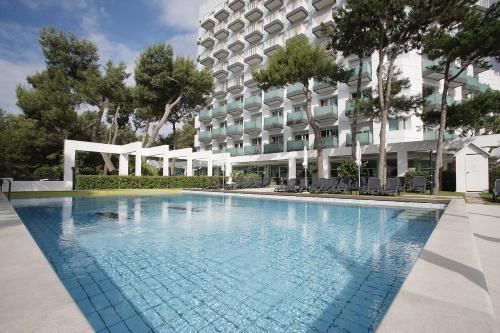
[13,193,441,333]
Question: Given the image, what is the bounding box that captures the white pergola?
[63,140,231,182]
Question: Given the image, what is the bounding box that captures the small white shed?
[455,143,490,192]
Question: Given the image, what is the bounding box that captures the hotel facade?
[194,0,500,191]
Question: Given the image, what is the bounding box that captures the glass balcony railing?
[286,82,304,97]
[287,139,308,151]
[423,130,456,141]
[321,136,338,147]
[211,127,227,138]
[212,105,227,118]
[228,147,244,156]
[425,93,454,109]
[346,132,373,146]
[314,105,338,120]
[264,88,283,103]
[479,83,489,92]
[422,58,442,73]
[264,142,284,153]
[198,132,212,141]
[465,75,480,91]
[244,95,262,109]
[263,116,283,129]
[199,110,212,121]
[348,62,371,81]
[286,111,308,125]
[226,101,243,113]
[226,124,243,135]
[244,145,261,155]
[213,148,227,154]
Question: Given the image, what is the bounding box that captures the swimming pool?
[13,193,442,333]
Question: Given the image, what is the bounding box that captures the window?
[234,141,243,148]
[351,88,372,99]
[206,125,213,132]
[271,108,283,117]
[321,127,338,138]
[219,121,227,128]
[218,143,226,150]
[293,104,306,112]
[294,133,309,141]
[389,118,399,131]
[235,96,243,102]
[320,96,338,106]
[234,118,243,125]
[251,138,262,146]
[270,135,283,144]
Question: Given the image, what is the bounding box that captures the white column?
[135,153,142,176]
[162,154,169,176]
[321,153,330,179]
[397,150,408,177]
[207,157,213,176]
[186,158,193,176]
[288,157,296,180]
[63,142,76,181]
[119,154,129,176]
[226,161,232,183]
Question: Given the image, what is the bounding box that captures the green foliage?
[231,170,244,180]
[337,160,358,181]
[141,163,161,176]
[159,120,197,149]
[75,175,225,190]
[404,170,429,191]
[33,165,63,180]
[490,167,500,188]
[246,172,259,180]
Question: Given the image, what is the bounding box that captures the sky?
[0,0,205,114]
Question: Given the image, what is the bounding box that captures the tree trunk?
[145,93,182,148]
[170,121,176,176]
[351,58,364,160]
[304,83,324,178]
[432,61,451,195]
[141,118,150,146]
[376,52,387,185]
[103,106,121,175]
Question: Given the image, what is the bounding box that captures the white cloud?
[167,32,198,58]
[148,0,205,31]
[0,59,43,114]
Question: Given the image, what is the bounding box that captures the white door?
[465,154,484,191]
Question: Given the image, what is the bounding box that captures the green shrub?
[337,160,358,182]
[33,165,63,180]
[75,175,225,190]
[490,166,500,188]
[404,170,429,191]
[246,172,259,180]
[231,170,244,180]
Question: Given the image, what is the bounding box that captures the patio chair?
[262,177,270,187]
[332,177,352,194]
[493,179,500,202]
[360,177,381,195]
[310,178,328,193]
[274,179,288,192]
[410,176,426,193]
[285,178,299,192]
[381,178,400,196]
[324,177,338,193]
[297,178,307,192]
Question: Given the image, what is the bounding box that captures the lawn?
[479,193,500,205]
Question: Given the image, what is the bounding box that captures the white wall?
[455,144,489,192]
[2,181,73,192]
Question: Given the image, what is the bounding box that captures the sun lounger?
[410,176,426,193]
[381,177,400,196]
[360,177,381,195]
[285,178,299,192]
[310,178,328,193]
[332,177,352,194]
[274,179,288,192]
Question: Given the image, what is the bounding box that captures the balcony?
[264,0,283,11]
[347,62,372,85]
[228,147,244,156]
[264,34,284,55]
[264,88,283,105]
[228,11,245,32]
[213,61,229,79]
[321,136,338,148]
[229,0,245,11]
[312,0,335,10]
[264,142,284,153]
[244,45,264,65]
[244,120,262,134]
[228,33,245,52]
[226,124,243,137]
[424,93,454,110]
[227,54,244,72]
[245,22,264,44]
[286,82,305,100]
[264,11,284,34]
[245,0,264,22]
[286,111,308,127]
[346,132,373,146]
[423,130,457,141]
[198,131,212,142]
[199,110,212,122]
[214,22,229,41]
[212,105,227,118]
[214,4,230,21]
[211,127,227,140]
[422,58,444,80]
[312,20,334,38]
[214,81,228,99]
[286,0,308,23]
[199,52,215,67]
[479,83,489,92]
[448,67,467,88]
[199,31,215,48]
[287,139,308,152]
[313,79,335,94]
[213,45,229,61]
[263,116,283,130]
[244,145,262,155]
[227,75,244,94]
[345,97,370,117]
[244,72,259,88]
[244,95,262,111]
[201,17,215,30]
[475,0,493,12]
[463,76,480,94]
[226,100,244,115]
[314,105,338,122]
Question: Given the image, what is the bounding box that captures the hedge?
[75,175,225,190]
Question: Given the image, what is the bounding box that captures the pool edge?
[0,192,94,333]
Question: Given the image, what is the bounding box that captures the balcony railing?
[423,130,457,141]
[346,132,373,146]
[199,110,212,122]
[321,136,338,147]
[314,105,338,121]
[244,95,262,110]
[264,88,283,104]
[348,62,372,83]
[286,82,305,99]
[287,139,308,151]
[212,105,227,118]
[264,142,284,153]
[211,127,227,139]
[244,145,261,155]
[263,116,283,129]
[425,93,454,109]
[198,131,212,141]
[226,100,243,114]
[244,120,261,132]
[226,124,243,136]
[228,147,244,156]
[286,111,308,126]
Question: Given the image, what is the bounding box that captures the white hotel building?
[193,0,500,191]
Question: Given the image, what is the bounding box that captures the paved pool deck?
[0,193,93,333]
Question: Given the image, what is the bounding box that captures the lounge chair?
[274,179,288,192]
[297,178,307,192]
[285,179,300,192]
[324,177,338,193]
[310,178,328,193]
[493,179,500,202]
[262,177,270,187]
[381,177,400,196]
[410,176,426,193]
[332,177,351,194]
[360,177,381,195]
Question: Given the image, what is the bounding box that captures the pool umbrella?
[355,140,362,189]
[303,145,308,189]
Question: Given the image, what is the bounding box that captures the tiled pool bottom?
[13,194,441,333]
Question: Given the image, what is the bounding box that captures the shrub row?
[75,175,225,190]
